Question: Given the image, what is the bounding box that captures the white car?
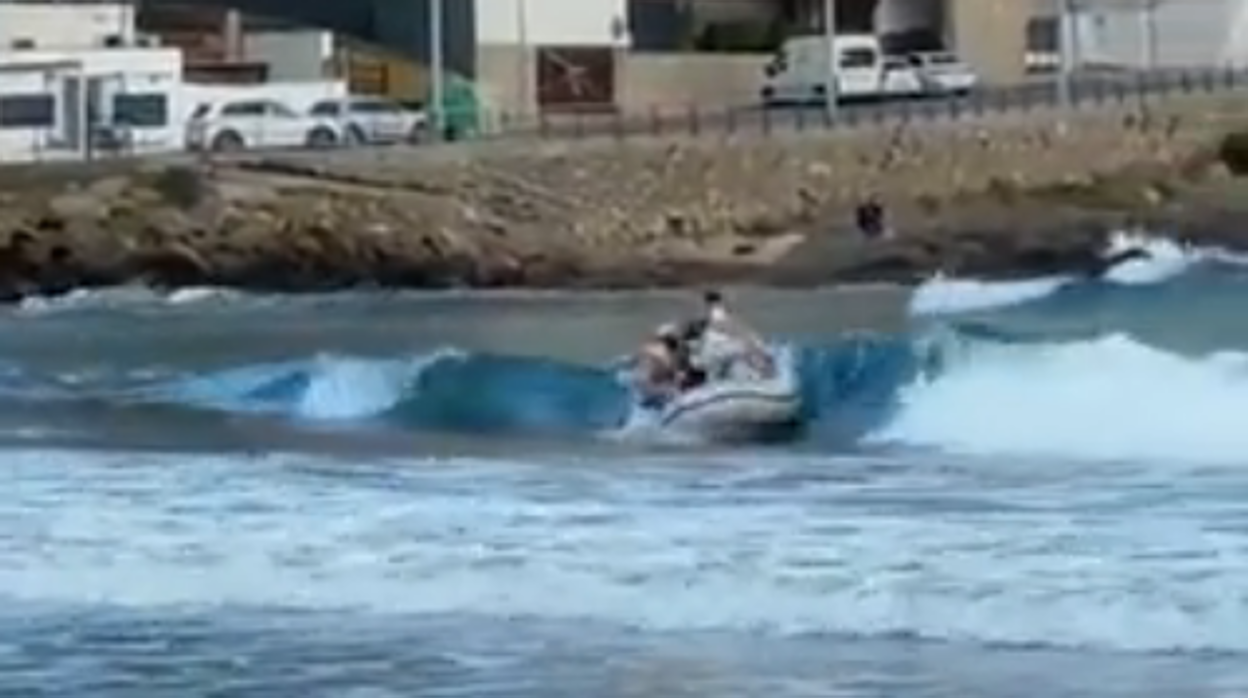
[185,98,344,152]
[904,52,978,96]
[308,96,428,145]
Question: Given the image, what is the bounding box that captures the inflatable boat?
[656,352,803,442]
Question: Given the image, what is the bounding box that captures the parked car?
[760,34,924,106]
[904,51,978,96]
[307,96,428,145]
[186,98,343,152]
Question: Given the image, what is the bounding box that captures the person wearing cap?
[631,322,686,409]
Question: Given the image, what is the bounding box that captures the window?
[0,93,55,128]
[264,101,297,118]
[220,100,267,116]
[309,101,341,116]
[349,100,401,114]
[1027,17,1059,52]
[190,103,212,119]
[840,48,877,68]
[112,92,168,127]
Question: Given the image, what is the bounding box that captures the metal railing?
[1,65,1246,166]
[476,66,1248,143]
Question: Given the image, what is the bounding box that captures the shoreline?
[0,97,1246,302]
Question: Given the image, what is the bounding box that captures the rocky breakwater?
[1,93,1248,300]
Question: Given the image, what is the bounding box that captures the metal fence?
[1,65,1247,166]
[471,66,1248,143]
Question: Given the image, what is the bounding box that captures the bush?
[1217,130,1248,176]
[152,166,206,209]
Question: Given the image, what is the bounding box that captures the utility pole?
[429,0,445,140]
[1141,0,1157,70]
[517,0,530,116]
[822,0,838,122]
[1057,0,1073,113]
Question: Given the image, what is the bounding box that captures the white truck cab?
[760,34,922,106]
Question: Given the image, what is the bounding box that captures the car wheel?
[210,130,244,152]
[345,124,367,145]
[406,122,428,144]
[306,127,338,149]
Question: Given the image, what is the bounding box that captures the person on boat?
[631,323,690,409]
[688,290,776,380]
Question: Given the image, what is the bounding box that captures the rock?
[87,175,131,200]
[1218,130,1248,176]
[47,191,107,221]
[0,97,1246,298]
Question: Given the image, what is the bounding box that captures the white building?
[0,1,140,51]
[0,3,186,163]
[471,0,628,114]
[1041,0,1248,68]
[475,0,630,47]
[242,29,337,82]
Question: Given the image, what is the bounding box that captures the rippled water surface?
[3,235,1248,697]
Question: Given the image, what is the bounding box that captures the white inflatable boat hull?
[658,377,802,442]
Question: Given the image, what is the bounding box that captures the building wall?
[0,3,138,50]
[0,47,183,162]
[1227,0,1248,65]
[618,52,769,108]
[474,0,629,117]
[243,30,336,81]
[475,0,630,47]
[876,0,943,35]
[474,43,533,117]
[1070,0,1242,68]
[160,0,478,77]
[946,0,1029,82]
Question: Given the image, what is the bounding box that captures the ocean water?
[2,233,1248,697]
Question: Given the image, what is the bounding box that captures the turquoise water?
[1,235,1247,696]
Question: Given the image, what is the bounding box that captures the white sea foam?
[0,448,1242,654]
[872,332,1248,465]
[908,232,1247,317]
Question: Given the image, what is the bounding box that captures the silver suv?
[308,96,428,146]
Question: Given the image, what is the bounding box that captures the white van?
[759,34,923,106]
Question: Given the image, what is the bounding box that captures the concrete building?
[474,0,628,113]
[130,0,1034,113]
[0,3,185,162]
[626,0,1029,84]
[0,1,139,49]
[1031,0,1248,68]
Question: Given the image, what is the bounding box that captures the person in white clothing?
[686,290,775,380]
